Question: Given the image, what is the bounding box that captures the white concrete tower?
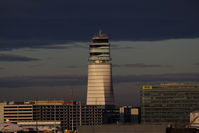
[86,30,114,106]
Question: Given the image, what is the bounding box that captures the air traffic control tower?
[86,30,114,106]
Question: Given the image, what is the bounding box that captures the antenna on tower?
[98,29,102,36]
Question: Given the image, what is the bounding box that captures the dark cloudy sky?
[0,0,199,106]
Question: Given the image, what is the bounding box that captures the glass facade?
[88,30,111,64]
[33,104,104,130]
[141,83,199,127]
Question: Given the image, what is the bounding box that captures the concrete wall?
[78,124,166,133]
[87,64,114,105]
[190,111,199,127]
[0,103,5,123]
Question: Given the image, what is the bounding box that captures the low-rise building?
[119,106,140,124]
[33,101,104,130]
[0,100,117,131]
[3,102,33,123]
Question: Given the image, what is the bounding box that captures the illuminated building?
[87,30,114,106]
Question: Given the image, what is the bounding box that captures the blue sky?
[0,0,199,106]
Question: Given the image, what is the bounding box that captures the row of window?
[4,110,32,111]
[5,116,33,118]
[4,106,32,108]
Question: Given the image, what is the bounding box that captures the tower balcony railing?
[88,56,110,61]
[89,49,109,53]
[89,43,110,46]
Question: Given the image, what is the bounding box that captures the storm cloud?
[0,75,87,88]
[0,0,199,50]
[113,73,199,83]
[0,54,39,62]
[113,63,172,68]
[193,62,199,66]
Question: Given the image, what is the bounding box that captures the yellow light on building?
[142,85,152,89]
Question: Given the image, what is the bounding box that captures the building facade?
[141,83,199,127]
[119,106,140,124]
[33,101,104,130]
[0,101,33,123]
[0,101,107,131]
[190,110,199,128]
[87,30,114,106]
